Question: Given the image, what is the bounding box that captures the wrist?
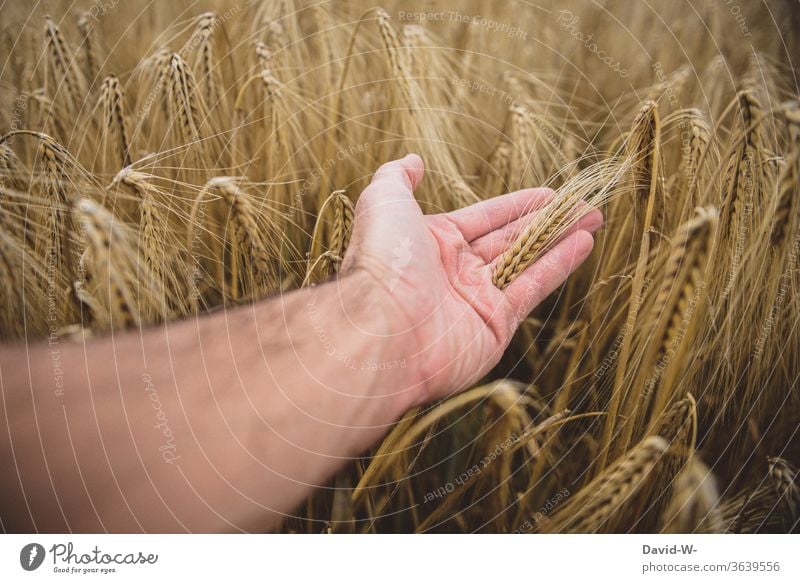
[344,267,429,416]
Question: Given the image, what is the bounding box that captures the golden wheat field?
[0,0,798,533]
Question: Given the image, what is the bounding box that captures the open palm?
[341,154,602,404]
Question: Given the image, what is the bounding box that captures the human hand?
[341,154,603,407]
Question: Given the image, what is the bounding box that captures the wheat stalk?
[493,159,629,290]
[771,155,797,246]
[74,198,139,329]
[184,13,220,108]
[77,12,100,87]
[110,169,169,302]
[719,90,763,245]
[684,108,714,204]
[541,436,669,533]
[631,207,717,434]
[255,41,273,69]
[37,135,78,292]
[486,139,512,195]
[98,75,132,168]
[165,52,208,171]
[768,457,799,522]
[207,177,275,300]
[721,458,799,533]
[600,101,664,466]
[661,457,723,533]
[375,8,410,86]
[44,16,87,114]
[325,190,355,275]
[0,221,27,339]
[307,189,355,282]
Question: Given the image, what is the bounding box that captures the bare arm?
[0,270,415,533]
[0,154,602,533]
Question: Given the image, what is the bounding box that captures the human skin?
[0,154,602,532]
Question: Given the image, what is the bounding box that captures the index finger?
[439,187,553,242]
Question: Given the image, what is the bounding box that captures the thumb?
[341,155,427,274]
[354,153,426,219]
[368,153,425,194]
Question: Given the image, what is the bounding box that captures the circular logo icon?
[20,543,46,571]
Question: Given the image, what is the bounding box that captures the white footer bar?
[0,534,795,582]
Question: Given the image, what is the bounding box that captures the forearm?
[0,270,418,532]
